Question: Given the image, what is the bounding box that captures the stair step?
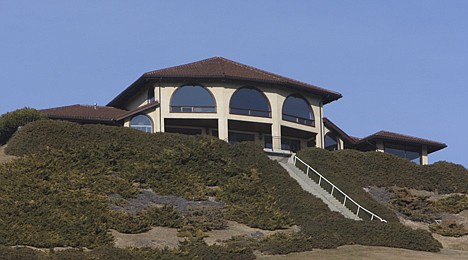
[277,161,362,221]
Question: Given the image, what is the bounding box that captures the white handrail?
[293,155,387,223]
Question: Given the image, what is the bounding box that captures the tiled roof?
[323,117,356,144]
[108,57,342,107]
[41,104,126,122]
[358,130,447,148]
[323,117,446,153]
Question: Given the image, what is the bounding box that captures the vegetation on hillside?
[297,148,467,194]
[0,120,447,254]
[0,107,45,145]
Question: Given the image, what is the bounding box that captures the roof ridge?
[219,57,341,95]
[144,57,219,76]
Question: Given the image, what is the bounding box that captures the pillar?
[421,145,428,165]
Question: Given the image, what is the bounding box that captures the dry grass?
[0,145,15,164]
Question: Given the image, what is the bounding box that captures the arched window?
[282,95,314,126]
[130,114,153,133]
[230,87,271,117]
[324,133,338,151]
[170,85,216,112]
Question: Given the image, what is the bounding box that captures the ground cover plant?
[0,107,45,145]
[0,120,446,253]
[297,148,468,194]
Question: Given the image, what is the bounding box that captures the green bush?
[0,107,46,145]
[431,194,468,214]
[296,148,468,194]
[429,222,468,237]
[230,142,442,252]
[109,206,183,233]
[1,121,445,252]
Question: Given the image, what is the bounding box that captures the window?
[282,95,314,126]
[148,87,155,102]
[384,143,421,164]
[230,87,271,117]
[324,133,338,151]
[130,114,153,133]
[165,127,202,135]
[228,132,255,144]
[281,137,301,152]
[171,85,216,112]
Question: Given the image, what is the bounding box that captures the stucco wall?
[122,80,326,152]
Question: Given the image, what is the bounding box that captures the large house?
[41,57,446,165]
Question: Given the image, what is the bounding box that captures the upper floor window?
[130,114,153,133]
[230,87,271,117]
[148,87,155,103]
[170,85,216,113]
[324,133,338,151]
[282,95,314,126]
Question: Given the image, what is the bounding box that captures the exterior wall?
[120,80,324,152]
[323,126,344,150]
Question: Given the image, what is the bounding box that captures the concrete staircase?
[269,155,362,221]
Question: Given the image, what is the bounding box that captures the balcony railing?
[170,106,216,113]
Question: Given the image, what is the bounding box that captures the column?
[421,145,428,165]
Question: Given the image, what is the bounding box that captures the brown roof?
[115,101,159,121]
[323,117,446,154]
[41,104,127,123]
[108,57,342,107]
[357,130,447,153]
[42,102,160,124]
[323,117,356,145]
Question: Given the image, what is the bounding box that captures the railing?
[170,106,216,113]
[293,155,387,223]
[230,107,271,118]
[282,113,314,126]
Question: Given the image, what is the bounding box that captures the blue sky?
[1,1,467,167]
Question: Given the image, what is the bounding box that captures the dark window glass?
[165,127,202,135]
[130,115,152,133]
[282,95,314,126]
[307,139,316,147]
[228,132,255,144]
[148,87,155,102]
[384,143,421,164]
[171,85,216,112]
[230,87,271,117]
[281,137,301,152]
[264,135,273,149]
[325,133,338,151]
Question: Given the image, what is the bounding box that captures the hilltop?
[0,120,466,258]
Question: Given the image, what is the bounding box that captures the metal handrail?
[293,155,387,223]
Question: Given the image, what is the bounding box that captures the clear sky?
[1,1,467,167]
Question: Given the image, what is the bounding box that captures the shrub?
[0,107,46,145]
[2,121,445,252]
[429,222,468,237]
[431,194,468,214]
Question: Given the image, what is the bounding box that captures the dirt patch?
[0,145,16,164]
[204,221,299,245]
[256,245,468,260]
[110,227,183,249]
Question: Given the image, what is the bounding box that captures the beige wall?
[121,81,325,153]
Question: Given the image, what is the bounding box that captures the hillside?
[0,120,459,258]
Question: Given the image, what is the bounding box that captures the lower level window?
[282,137,301,152]
[165,127,202,135]
[228,132,255,144]
[130,115,153,133]
[384,143,421,164]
